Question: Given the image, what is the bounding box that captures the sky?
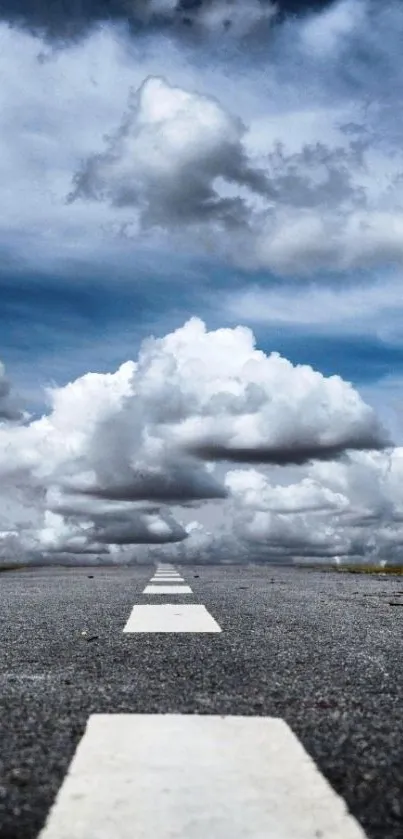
[2,0,403,566]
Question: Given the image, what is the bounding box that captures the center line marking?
[123,604,222,633]
[39,714,368,839]
[143,584,193,595]
[149,578,185,584]
[150,580,185,586]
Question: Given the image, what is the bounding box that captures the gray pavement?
[0,564,402,838]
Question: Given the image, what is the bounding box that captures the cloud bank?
[66,1,403,274]
[1,2,403,276]
[0,318,394,566]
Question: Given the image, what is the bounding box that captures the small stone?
[9,768,29,787]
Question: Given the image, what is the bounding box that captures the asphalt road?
[0,563,402,839]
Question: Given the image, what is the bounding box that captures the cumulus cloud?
[218,451,403,564]
[0,319,390,565]
[1,3,403,276]
[69,24,403,275]
[70,75,270,234]
[39,506,187,550]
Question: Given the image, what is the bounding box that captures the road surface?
[0,563,402,838]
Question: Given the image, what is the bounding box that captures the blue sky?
[4,263,403,408]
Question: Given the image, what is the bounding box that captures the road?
[0,563,402,838]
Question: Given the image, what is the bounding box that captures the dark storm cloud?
[94,519,188,543]
[43,544,110,554]
[75,469,228,503]
[266,140,368,211]
[0,371,23,422]
[0,0,335,41]
[185,433,389,466]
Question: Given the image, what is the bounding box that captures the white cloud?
[222,274,403,342]
[70,60,403,275]
[225,470,348,514]
[0,318,388,564]
[218,448,403,563]
[70,74,269,234]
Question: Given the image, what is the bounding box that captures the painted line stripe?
[123,604,222,633]
[149,577,185,583]
[153,568,181,573]
[143,585,193,595]
[148,577,185,582]
[39,714,368,839]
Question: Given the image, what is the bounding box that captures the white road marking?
[123,604,222,633]
[149,577,185,583]
[143,585,193,595]
[39,714,368,839]
[155,566,179,574]
[150,581,185,586]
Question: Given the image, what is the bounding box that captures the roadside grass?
[335,564,403,575]
[0,563,29,573]
[299,562,403,575]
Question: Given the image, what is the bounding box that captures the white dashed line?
[144,565,191,594]
[143,585,193,595]
[149,565,185,584]
[154,568,179,572]
[149,578,185,584]
[123,604,222,633]
[39,714,368,839]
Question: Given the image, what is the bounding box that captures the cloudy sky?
[2,0,403,566]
